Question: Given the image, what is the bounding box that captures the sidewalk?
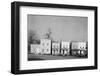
[28,54,85,61]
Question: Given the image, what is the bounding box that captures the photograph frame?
[11,1,98,74]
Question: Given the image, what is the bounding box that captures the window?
[42,49,44,52]
[47,49,49,51]
[42,43,44,46]
[47,43,49,46]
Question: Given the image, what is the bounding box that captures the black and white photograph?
[28,15,88,61]
[11,1,97,74]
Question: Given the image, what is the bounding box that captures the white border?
[20,6,94,70]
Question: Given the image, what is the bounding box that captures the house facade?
[40,39,51,55]
[78,42,87,57]
[71,42,87,57]
[30,39,87,57]
[30,44,41,54]
[71,42,79,56]
[61,41,70,56]
[52,41,60,55]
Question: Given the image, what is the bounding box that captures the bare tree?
[45,28,53,40]
[28,30,40,53]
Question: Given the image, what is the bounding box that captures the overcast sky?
[28,15,88,42]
